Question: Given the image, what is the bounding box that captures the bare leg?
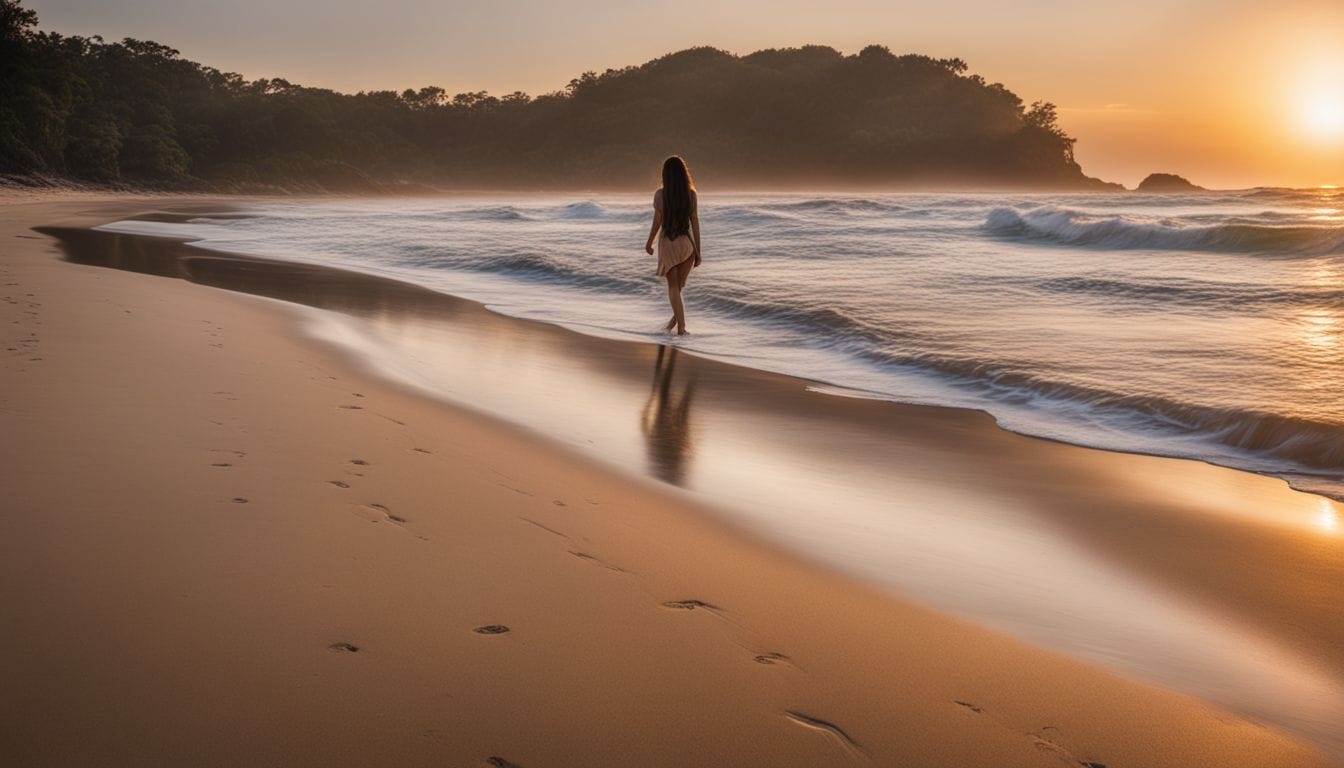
[664,258,694,335]
[665,277,685,335]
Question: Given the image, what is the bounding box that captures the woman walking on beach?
[644,155,701,335]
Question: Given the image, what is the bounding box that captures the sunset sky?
[27,0,1344,188]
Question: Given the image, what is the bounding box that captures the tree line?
[0,0,1114,191]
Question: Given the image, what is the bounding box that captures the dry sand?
[0,194,1333,767]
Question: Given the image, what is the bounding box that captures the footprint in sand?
[329,480,350,489]
[662,599,718,611]
[1028,731,1104,766]
[350,458,369,466]
[784,711,867,761]
[327,642,360,653]
[753,652,792,666]
[954,702,1106,767]
[487,758,524,768]
[231,497,249,504]
[368,503,409,523]
[349,503,424,538]
[474,625,510,635]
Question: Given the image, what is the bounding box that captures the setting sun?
[1294,57,1344,143]
[1302,95,1344,140]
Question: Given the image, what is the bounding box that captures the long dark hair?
[661,155,694,239]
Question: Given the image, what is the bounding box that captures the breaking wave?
[986,206,1344,254]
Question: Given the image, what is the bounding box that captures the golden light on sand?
[1315,499,1339,534]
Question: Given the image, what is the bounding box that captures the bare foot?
[676,328,688,335]
[664,316,677,332]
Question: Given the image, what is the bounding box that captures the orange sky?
[27,0,1344,188]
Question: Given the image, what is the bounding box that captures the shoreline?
[91,192,1344,506]
[2,194,1338,766]
[47,208,1344,704]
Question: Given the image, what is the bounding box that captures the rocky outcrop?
[1136,173,1203,192]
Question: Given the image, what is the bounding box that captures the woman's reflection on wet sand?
[641,345,697,485]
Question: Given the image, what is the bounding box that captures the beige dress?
[654,188,697,276]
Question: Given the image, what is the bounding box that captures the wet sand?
[0,194,1337,767]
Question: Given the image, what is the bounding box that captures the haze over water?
[106,188,1344,500]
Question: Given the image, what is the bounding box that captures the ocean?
[102,188,1344,500]
[90,189,1344,753]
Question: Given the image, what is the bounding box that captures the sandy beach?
[1,194,1337,767]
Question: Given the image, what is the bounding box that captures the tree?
[0,0,1096,190]
[1024,101,1061,132]
[0,0,35,43]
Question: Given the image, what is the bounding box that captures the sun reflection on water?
[1294,259,1343,356]
[1298,308,1339,351]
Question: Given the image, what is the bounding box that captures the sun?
[1294,59,1344,143]
[1302,94,1344,139]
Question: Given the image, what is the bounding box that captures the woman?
[644,155,701,335]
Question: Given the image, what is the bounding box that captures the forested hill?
[0,0,1117,192]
